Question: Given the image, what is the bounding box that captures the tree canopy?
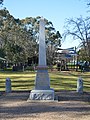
[0,8,62,65]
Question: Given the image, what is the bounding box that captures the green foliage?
[0,48,5,57]
[78,47,90,62]
[0,8,62,65]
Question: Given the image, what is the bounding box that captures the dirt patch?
[0,91,90,120]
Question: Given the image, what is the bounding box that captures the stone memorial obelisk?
[29,17,54,100]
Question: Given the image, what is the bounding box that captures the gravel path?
[0,91,90,120]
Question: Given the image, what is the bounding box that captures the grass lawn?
[0,70,90,92]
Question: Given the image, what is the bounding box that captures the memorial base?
[28,89,54,101]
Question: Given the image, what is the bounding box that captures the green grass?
[0,71,90,92]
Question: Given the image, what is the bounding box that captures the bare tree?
[63,16,90,61]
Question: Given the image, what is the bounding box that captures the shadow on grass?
[0,71,35,74]
[0,71,90,92]
[69,72,90,78]
[0,76,35,80]
[12,83,34,87]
